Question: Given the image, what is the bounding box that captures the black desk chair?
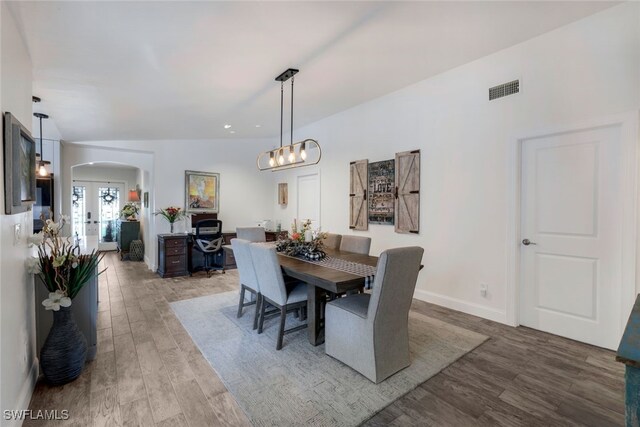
[192,219,225,277]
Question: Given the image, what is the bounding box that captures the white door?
[520,126,623,349]
[297,173,320,229]
[71,181,124,251]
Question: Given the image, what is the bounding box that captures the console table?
[617,294,640,426]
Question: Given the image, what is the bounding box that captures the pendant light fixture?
[257,68,321,171]
[33,111,50,177]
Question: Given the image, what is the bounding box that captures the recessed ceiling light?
[255,124,261,128]
[224,124,231,129]
[89,162,94,165]
[229,130,236,134]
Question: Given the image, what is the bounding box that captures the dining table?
[277,248,379,346]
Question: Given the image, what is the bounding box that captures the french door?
[72,181,125,251]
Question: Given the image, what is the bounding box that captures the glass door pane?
[71,185,86,237]
[98,186,121,245]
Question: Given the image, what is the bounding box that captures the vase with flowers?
[120,202,139,221]
[154,206,187,233]
[276,219,327,260]
[26,215,105,385]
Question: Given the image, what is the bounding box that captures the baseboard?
[413,289,508,325]
[5,358,39,427]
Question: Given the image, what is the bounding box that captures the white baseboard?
[413,289,509,325]
[5,358,39,427]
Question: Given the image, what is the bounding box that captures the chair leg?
[237,286,246,318]
[258,297,266,334]
[276,306,287,350]
[253,293,261,330]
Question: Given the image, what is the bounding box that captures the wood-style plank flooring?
[26,253,624,426]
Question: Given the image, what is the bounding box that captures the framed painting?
[143,191,149,208]
[4,112,36,214]
[368,159,395,225]
[185,170,220,214]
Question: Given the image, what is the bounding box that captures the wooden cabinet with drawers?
[157,234,188,278]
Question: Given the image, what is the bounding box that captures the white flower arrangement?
[42,290,72,311]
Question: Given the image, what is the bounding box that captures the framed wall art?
[278,183,288,205]
[368,159,395,225]
[185,170,220,214]
[4,112,36,215]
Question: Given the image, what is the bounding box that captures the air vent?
[489,80,519,101]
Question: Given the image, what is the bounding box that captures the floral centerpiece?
[120,202,139,221]
[275,219,327,260]
[26,215,105,385]
[154,206,188,233]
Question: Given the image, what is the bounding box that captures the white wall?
[72,164,139,194]
[0,3,39,425]
[272,3,640,323]
[61,139,274,270]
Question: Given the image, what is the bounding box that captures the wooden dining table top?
[277,248,378,294]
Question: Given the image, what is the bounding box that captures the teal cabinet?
[117,220,140,260]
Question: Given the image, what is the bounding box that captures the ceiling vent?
[489,79,519,101]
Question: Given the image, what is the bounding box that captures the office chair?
[192,219,225,277]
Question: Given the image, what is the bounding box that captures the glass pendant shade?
[300,141,307,160]
[277,149,285,166]
[38,163,48,176]
[288,145,295,163]
[269,152,276,167]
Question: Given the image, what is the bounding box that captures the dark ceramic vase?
[40,306,87,385]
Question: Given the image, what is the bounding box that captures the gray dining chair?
[249,243,308,350]
[324,246,424,383]
[323,233,342,250]
[230,238,261,329]
[340,235,371,255]
[236,227,266,242]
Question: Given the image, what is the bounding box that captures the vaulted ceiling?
[7,1,617,141]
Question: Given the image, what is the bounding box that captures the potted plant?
[26,215,105,385]
[154,206,188,233]
[120,202,139,221]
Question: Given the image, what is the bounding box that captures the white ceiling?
[8,1,617,142]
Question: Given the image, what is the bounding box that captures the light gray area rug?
[171,291,488,427]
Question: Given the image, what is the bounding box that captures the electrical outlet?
[14,223,22,245]
[480,283,488,297]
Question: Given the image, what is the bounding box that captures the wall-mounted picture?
[185,170,220,213]
[143,191,149,208]
[368,159,395,225]
[278,183,288,205]
[4,112,36,215]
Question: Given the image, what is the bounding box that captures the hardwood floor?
[26,253,624,426]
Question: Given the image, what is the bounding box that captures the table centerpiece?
[275,219,327,260]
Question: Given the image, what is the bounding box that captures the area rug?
[171,291,488,427]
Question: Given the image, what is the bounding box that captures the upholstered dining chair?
[323,233,342,250]
[249,243,308,350]
[340,235,371,255]
[230,238,261,330]
[236,227,266,242]
[324,246,424,383]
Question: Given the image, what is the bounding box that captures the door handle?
[522,239,537,246]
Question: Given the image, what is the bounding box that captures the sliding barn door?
[349,160,368,231]
[395,150,420,234]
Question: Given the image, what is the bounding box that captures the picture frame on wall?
[185,170,220,214]
[3,112,36,215]
[368,159,395,225]
[143,191,149,208]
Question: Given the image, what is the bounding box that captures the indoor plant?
[154,206,187,233]
[120,202,139,221]
[26,215,105,385]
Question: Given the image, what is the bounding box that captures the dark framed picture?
[143,191,149,208]
[185,170,220,214]
[4,112,36,214]
[368,159,395,225]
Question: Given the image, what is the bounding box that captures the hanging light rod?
[257,68,321,172]
[33,112,51,177]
